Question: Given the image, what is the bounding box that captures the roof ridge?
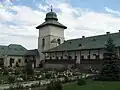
[67,32,119,41]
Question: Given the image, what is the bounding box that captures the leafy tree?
[97,36,120,81]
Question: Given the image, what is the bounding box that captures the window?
[10,58,14,67]
[42,38,45,48]
[81,55,84,60]
[96,55,99,60]
[57,39,61,44]
[61,56,63,59]
[75,56,77,60]
[68,56,72,60]
[78,44,82,47]
[25,59,27,63]
[56,56,59,60]
[18,59,21,63]
[87,55,90,59]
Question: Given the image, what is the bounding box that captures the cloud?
[105,7,120,16]
[1,0,120,49]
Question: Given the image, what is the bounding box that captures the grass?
[63,80,120,90]
[0,74,8,81]
[29,80,120,90]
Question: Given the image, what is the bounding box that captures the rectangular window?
[10,58,14,67]
[87,55,90,59]
[81,55,84,60]
[75,56,77,60]
[25,59,27,63]
[96,55,99,60]
[18,59,21,63]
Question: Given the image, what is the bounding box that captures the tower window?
[57,39,61,44]
[42,38,45,48]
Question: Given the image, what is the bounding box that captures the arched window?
[57,39,61,44]
[42,38,45,48]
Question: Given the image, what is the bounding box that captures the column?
[50,53,52,60]
[74,51,77,69]
[80,50,81,63]
[98,49,100,60]
[89,50,91,64]
[118,47,120,58]
[61,51,63,59]
[55,52,57,59]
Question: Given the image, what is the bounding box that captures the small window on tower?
[42,38,45,48]
[57,39,61,44]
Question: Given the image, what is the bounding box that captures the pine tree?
[103,36,118,64]
[97,36,120,81]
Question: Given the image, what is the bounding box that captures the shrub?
[77,79,86,86]
[63,76,69,83]
[8,75,15,83]
[46,80,62,90]
[3,69,8,75]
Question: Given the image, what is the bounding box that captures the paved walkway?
[0,74,94,89]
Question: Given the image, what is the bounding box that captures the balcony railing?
[80,59,120,64]
[45,59,76,64]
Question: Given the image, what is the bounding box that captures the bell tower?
[36,7,67,63]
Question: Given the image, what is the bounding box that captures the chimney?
[106,32,110,35]
[82,36,85,38]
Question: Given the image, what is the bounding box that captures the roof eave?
[36,24,67,29]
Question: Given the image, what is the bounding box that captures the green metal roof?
[0,44,38,58]
[7,44,27,56]
[43,32,120,53]
[45,11,58,21]
[36,11,67,29]
[36,20,67,29]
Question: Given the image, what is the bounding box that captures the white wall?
[44,49,109,64]
[5,56,25,67]
[38,25,65,61]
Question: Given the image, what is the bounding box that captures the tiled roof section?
[36,20,67,29]
[0,44,38,58]
[7,44,27,56]
[0,45,8,58]
[25,49,39,56]
[43,32,120,52]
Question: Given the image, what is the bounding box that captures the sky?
[0,0,120,49]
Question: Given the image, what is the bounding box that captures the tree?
[97,36,120,81]
[25,61,34,75]
[103,36,118,64]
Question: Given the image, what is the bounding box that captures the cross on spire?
[50,5,53,12]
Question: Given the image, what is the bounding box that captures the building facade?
[0,44,39,68]
[36,10,120,69]
[36,9,67,68]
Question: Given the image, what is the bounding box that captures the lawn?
[63,80,120,90]
[29,80,120,90]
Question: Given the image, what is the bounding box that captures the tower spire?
[50,5,53,12]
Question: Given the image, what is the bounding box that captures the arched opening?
[42,38,45,48]
[57,38,61,44]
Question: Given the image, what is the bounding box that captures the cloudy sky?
[0,0,120,49]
